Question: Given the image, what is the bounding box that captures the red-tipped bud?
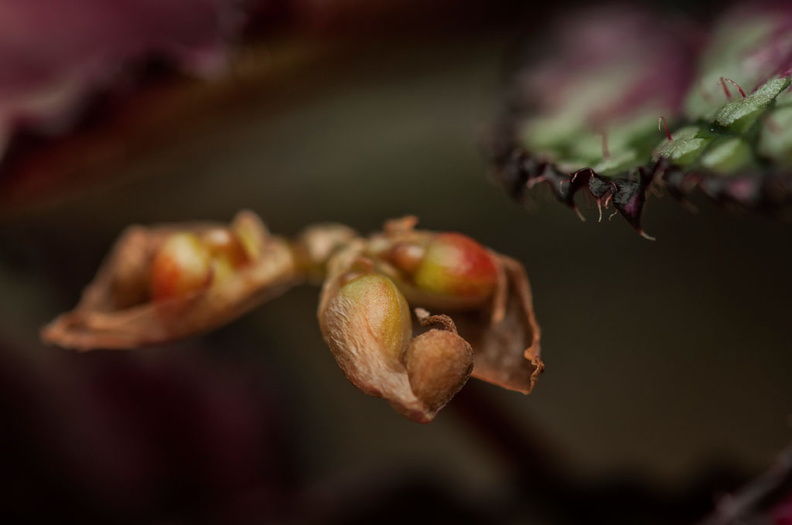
[412,233,499,303]
[150,228,253,301]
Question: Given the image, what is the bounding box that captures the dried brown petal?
[403,311,473,413]
[41,210,298,351]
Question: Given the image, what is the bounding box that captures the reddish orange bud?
[149,233,212,301]
[413,233,498,303]
[150,228,254,302]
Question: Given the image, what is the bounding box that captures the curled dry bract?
[464,255,543,394]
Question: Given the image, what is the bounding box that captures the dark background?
[0,0,789,522]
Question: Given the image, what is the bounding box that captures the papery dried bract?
[462,255,543,394]
[42,210,298,351]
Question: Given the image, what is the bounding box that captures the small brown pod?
[403,313,473,414]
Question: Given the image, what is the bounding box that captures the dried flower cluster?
[43,211,543,422]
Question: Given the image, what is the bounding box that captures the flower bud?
[150,228,253,301]
[380,232,500,310]
[413,233,499,302]
[150,232,212,301]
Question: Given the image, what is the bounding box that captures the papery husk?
[41,210,298,351]
[455,254,543,394]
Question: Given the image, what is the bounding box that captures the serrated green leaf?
[493,3,792,236]
[715,77,791,133]
[653,126,710,165]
